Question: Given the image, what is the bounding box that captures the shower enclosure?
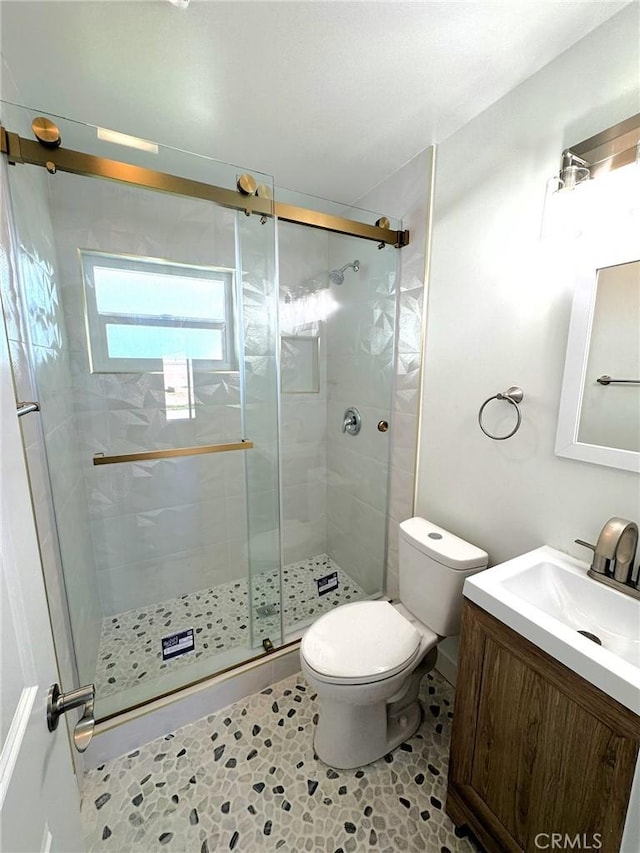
[1,103,404,720]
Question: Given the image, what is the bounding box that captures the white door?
[0,325,84,851]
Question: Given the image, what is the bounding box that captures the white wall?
[416,6,640,567]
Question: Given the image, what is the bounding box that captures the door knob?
[47,682,95,753]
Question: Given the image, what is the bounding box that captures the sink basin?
[464,546,640,713]
[500,559,640,667]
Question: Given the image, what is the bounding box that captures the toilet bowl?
[301,600,439,768]
[300,518,488,769]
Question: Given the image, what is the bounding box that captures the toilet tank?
[399,517,488,637]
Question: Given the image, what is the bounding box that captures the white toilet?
[300,517,488,769]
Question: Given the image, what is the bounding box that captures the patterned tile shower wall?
[278,221,329,565]
[325,233,396,595]
[281,155,433,600]
[351,147,434,598]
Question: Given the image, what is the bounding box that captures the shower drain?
[256,603,279,618]
[577,629,602,645]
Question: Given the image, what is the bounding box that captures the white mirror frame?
[555,234,640,474]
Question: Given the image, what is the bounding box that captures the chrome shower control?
[342,407,361,436]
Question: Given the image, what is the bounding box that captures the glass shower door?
[1,104,282,718]
[236,212,283,652]
[276,203,401,637]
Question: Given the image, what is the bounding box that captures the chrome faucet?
[576,517,639,599]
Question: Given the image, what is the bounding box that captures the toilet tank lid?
[399,517,488,570]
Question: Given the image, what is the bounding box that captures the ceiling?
[0,1,631,204]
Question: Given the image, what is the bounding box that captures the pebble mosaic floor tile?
[81,670,479,853]
[95,556,366,699]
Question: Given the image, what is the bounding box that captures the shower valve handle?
[342,407,361,436]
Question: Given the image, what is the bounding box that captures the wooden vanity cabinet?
[446,601,640,853]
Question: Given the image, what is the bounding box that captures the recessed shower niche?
[280,335,320,394]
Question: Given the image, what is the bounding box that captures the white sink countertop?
[463,545,640,715]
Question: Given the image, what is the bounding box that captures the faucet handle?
[574,538,608,575]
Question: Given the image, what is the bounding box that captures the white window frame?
[79,250,237,374]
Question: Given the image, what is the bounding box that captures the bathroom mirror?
[555,237,640,473]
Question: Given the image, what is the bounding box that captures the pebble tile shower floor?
[96,556,365,699]
[81,670,479,853]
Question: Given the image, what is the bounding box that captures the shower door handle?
[16,401,40,417]
[47,682,95,753]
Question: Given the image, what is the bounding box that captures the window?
[80,251,236,374]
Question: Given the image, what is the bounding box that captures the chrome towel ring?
[478,386,524,440]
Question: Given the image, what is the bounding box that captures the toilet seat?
[301,600,422,684]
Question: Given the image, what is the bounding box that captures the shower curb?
[83,643,301,769]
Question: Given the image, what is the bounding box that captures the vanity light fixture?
[557,112,640,191]
[558,151,591,191]
[96,127,159,154]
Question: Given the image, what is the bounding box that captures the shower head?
[328,260,360,286]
